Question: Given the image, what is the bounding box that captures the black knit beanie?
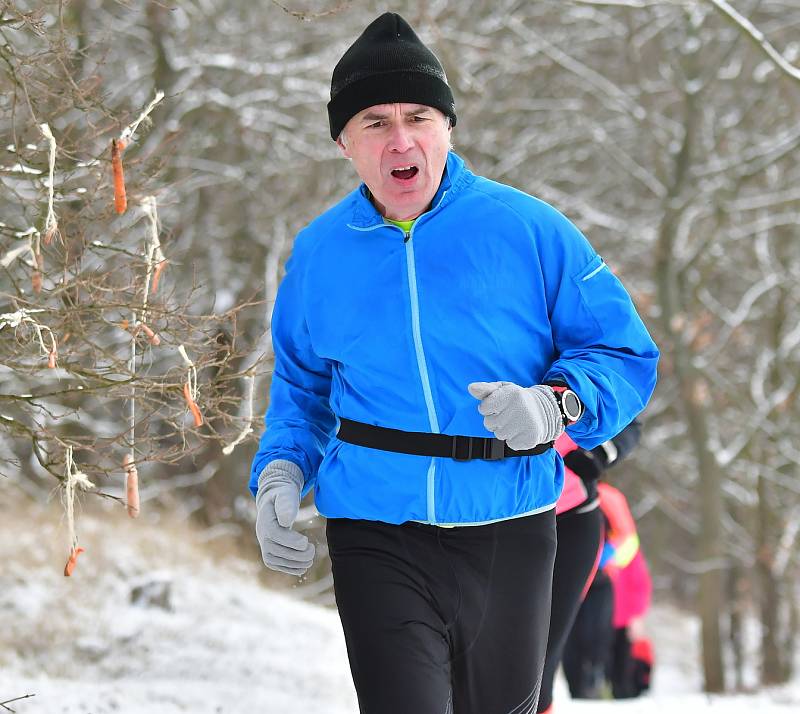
[327,12,457,140]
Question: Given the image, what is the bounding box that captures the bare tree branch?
[705,0,800,84]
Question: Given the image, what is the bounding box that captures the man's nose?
[387,123,414,152]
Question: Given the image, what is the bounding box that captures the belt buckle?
[484,438,506,461]
[451,435,472,461]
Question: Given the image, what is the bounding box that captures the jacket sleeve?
[538,206,659,450]
[249,236,336,498]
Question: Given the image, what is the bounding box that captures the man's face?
[337,103,452,221]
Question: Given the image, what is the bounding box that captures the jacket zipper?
[347,191,448,524]
[404,224,440,524]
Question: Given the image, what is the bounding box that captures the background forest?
[1,0,799,697]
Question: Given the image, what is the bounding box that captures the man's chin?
[383,204,427,221]
[380,192,434,220]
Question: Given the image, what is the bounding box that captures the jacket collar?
[348,151,472,229]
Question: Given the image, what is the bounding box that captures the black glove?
[564,419,644,483]
[563,447,605,483]
[607,419,642,466]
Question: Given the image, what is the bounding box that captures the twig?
[140,197,167,312]
[0,693,36,713]
[120,89,165,145]
[0,241,34,269]
[125,198,162,346]
[39,123,60,244]
[704,0,800,84]
[222,374,254,454]
[128,309,136,494]
[270,0,350,21]
[178,345,203,427]
[1,229,42,291]
[773,506,800,579]
[568,0,689,6]
[0,308,58,367]
[62,445,94,576]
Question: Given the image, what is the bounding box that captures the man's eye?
[411,116,428,122]
[367,121,385,128]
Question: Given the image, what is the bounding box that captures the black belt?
[337,417,553,461]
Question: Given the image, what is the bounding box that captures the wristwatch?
[550,386,584,426]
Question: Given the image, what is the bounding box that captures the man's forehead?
[356,103,438,119]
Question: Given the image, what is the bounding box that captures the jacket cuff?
[257,459,304,494]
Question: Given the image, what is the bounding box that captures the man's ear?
[336,134,351,159]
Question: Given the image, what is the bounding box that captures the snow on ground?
[1,493,798,714]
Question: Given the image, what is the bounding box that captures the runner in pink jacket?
[607,543,653,698]
[537,421,641,713]
[562,479,654,702]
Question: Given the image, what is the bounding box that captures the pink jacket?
[555,433,590,515]
[610,549,652,628]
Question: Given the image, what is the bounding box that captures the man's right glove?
[467,381,564,451]
[255,459,315,576]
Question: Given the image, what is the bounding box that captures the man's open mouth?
[390,165,419,180]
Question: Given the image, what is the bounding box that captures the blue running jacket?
[250,152,659,526]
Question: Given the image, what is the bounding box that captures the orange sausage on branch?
[111,138,127,214]
[139,322,161,346]
[43,225,59,245]
[64,547,85,577]
[151,259,168,294]
[32,251,44,294]
[183,382,204,427]
[123,453,140,519]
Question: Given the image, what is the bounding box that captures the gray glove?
[255,459,315,576]
[467,381,564,451]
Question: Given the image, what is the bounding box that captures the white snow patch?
[1,497,798,713]
[4,163,43,174]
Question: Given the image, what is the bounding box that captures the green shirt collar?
[384,217,416,233]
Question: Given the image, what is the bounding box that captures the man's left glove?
[255,459,315,576]
[467,381,564,451]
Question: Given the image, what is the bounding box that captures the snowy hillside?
[1,496,798,714]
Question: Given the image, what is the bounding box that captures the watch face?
[563,391,582,421]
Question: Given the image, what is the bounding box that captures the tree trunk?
[785,585,798,682]
[756,472,783,684]
[727,564,745,691]
[653,44,726,690]
[686,376,726,693]
[759,230,794,685]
